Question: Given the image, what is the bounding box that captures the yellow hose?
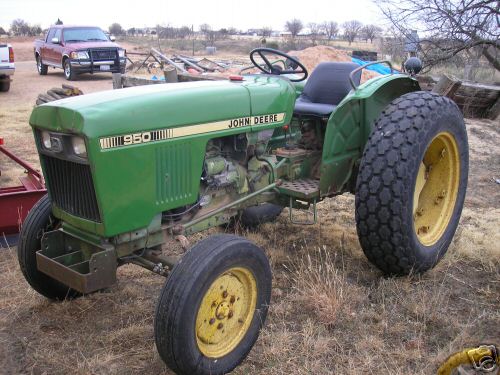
[437,345,499,375]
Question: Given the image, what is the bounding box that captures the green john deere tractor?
[19,48,468,374]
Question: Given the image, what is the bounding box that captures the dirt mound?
[289,45,379,82]
[288,45,352,69]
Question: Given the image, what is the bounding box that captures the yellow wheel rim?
[195,267,257,358]
[413,132,460,246]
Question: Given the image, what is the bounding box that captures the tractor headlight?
[70,51,89,59]
[118,49,125,58]
[41,131,51,149]
[72,136,87,157]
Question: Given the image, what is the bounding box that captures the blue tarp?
[351,57,398,75]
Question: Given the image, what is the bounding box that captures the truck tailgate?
[0,44,9,63]
[0,44,14,74]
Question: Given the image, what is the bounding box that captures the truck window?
[63,28,108,42]
[47,28,55,42]
[54,29,62,42]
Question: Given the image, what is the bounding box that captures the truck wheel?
[239,203,283,228]
[155,234,272,375]
[0,80,10,92]
[36,55,48,75]
[17,195,80,300]
[355,91,468,275]
[63,59,76,81]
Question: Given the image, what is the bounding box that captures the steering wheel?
[249,48,308,82]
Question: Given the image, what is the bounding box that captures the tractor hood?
[29,76,296,237]
[29,76,296,139]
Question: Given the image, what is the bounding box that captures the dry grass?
[0,105,37,186]
[0,70,499,374]
[290,246,359,328]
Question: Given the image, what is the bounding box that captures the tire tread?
[355,91,467,275]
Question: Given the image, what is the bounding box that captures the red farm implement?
[0,137,46,246]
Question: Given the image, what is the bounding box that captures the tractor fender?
[319,74,421,196]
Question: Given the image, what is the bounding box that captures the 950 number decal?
[124,132,151,145]
[99,129,172,150]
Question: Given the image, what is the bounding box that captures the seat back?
[300,62,361,105]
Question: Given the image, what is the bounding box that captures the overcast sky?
[0,0,384,32]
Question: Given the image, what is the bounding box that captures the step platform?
[278,179,320,200]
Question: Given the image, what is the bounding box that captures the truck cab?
[33,25,126,80]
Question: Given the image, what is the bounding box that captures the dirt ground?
[0,39,499,375]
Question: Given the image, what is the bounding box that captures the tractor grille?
[42,155,101,222]
[89,48,117,61]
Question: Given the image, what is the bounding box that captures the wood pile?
[418,74,499,120]
[36,84,83,106]
[453,82,499,119]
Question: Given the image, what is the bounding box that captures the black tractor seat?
[294,62,361,118]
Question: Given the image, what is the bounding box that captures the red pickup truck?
[33,25,126,81]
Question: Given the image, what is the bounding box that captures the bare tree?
[322,21,338,41]
[199,23,211,35]
[343,20,363,45]
[30,24,42,36]
[178,26,192,39]
[308,22,321,45]
[200,24,218,46]
[109,23,123,36]
[285,19,303,38]
[10,19,30,36]
[261,27,273,38]
[362,24,382,43]
[379,26,407,63]
[219,28,229,39]
[375,0,500,72]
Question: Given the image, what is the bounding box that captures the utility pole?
[156,25,162,53]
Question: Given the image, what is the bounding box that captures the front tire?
[17,195,80,300]
[355,91,468,275]
[155,234,272,375]
[63,59,76,81]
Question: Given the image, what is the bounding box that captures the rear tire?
[355,91,468,275]
[36,54,48,75]
[17,194,80,300]
[0,80,10,92]
[155,234,272,375]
